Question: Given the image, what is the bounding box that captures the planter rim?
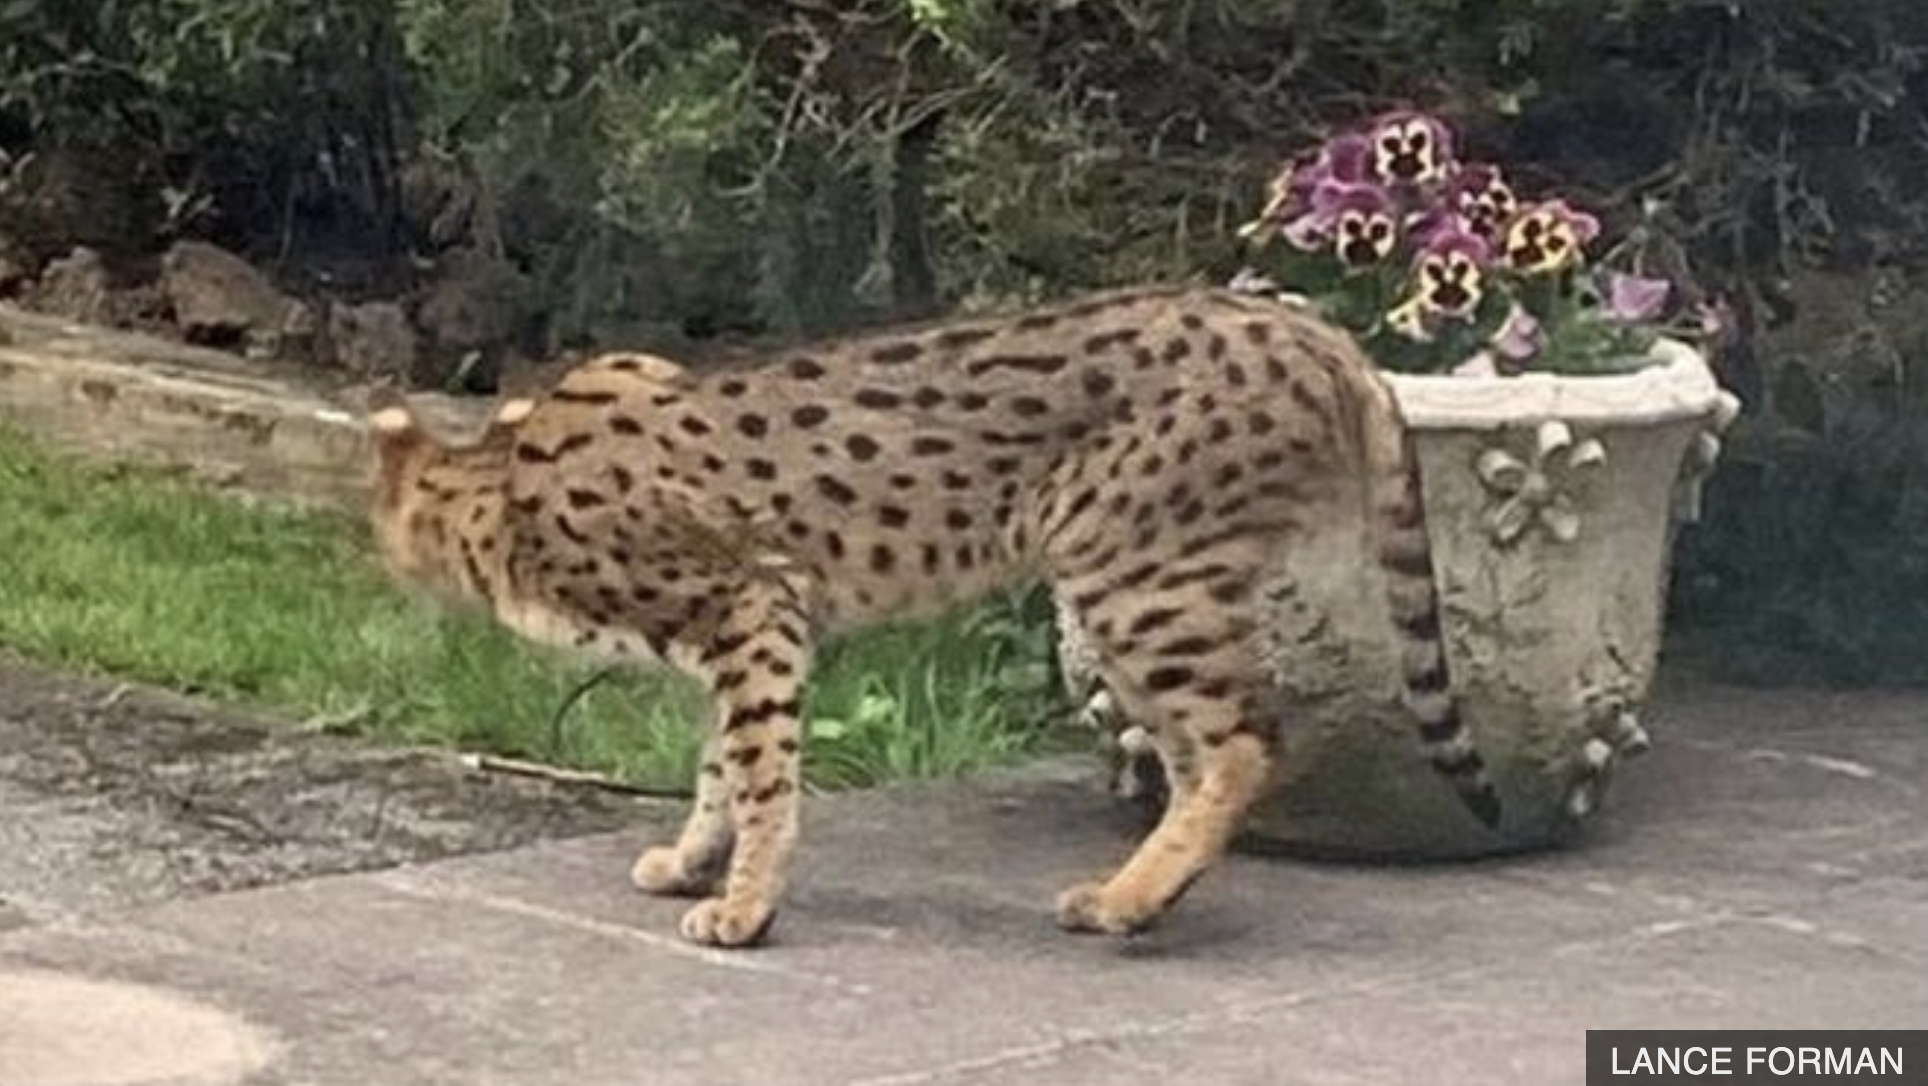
[1383,337,1729,430]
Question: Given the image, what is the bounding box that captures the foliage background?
[2,0,1926,683]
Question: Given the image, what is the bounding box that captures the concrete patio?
[2,661,1923,1085]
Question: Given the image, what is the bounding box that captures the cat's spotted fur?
[365,284,1500,947]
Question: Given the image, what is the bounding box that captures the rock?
[410,245,536,391]
[0,148,160,263]
[0,234,32,297]
[325,300,421,385]
[414,246,531,354]
[159,241,314,359]
[27,247,118,325]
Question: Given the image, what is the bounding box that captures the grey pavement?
[2,662,1924,1086]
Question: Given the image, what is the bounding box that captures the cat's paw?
[1054,880,1160,937]
[679,897,778,948]
[630,846,719,898]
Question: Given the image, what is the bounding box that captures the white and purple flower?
[1411,221,1492,319]
[1368,111,1456,186]
[1244,133,1373,244]
[1440,164,1517,242]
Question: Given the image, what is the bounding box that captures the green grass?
[0,426,1071,792]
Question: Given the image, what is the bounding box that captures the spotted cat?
[364,284,1501,948]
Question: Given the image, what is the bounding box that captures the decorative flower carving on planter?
[1475,419,1607,545]
[1565,684,1656,821]
[1672,389,1743,523]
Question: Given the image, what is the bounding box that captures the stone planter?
[1060,338,1740,859]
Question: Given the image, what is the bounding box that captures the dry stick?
[458,753,687,799]
[459,666,694,799]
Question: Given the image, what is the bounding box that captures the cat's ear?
[489,396,537,429]
[365,387,422,453]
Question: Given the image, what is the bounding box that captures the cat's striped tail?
[1351,366,1504,829]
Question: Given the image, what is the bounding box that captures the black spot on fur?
[966,354,1068,378]
[723,697,802,732]
[553,387,619,405]
[1157,635,1220,658]
[815,475,859,506]
[1128,607,1184,636]
[554,514,591,546]
[1082,329,1140,355]
[1145,665,1196,692]
[871,341,924,364]
[936,327,996,351]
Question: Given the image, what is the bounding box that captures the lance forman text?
[1610,1046,1905,1076]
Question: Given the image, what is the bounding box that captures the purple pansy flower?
[1411,220,1492,318]
[1368,111,1456,186]
[1606,272,1671,322]
[1504,199,1601,275]
[1493,306,1545,362]
[1441,164,1518,242]
[1245,133,1373,244]
[1236,109,1690,377]
[1319,182,1400,268]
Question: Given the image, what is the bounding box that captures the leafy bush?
[0,0,412,256]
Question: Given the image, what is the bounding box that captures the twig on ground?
[458,752,690,799]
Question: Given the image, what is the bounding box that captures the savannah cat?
[364,284,1501,948]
